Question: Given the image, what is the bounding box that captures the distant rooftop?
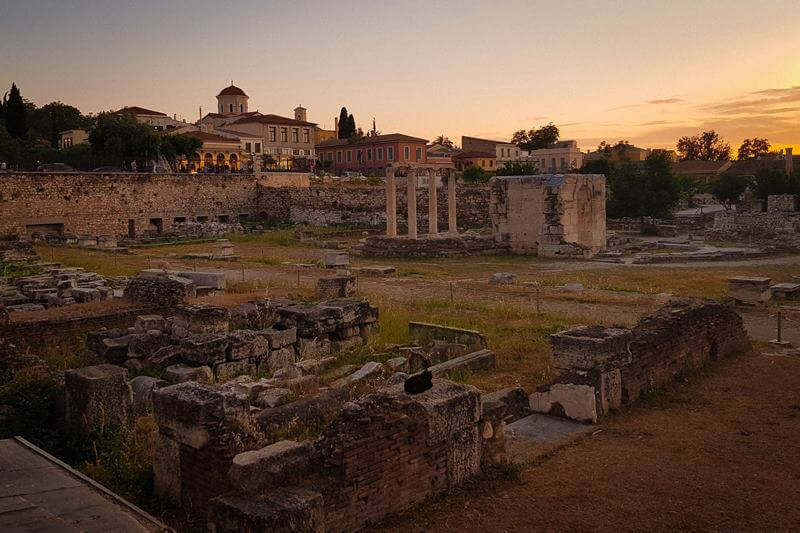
[112,106,167,117]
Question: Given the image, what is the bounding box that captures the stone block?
[98,335,135,363]
[174,270,226,290]
[229,440,312,493]
[134,314,166,333]
[315,275,356,298]
[258,326,297,349]
[295,336,331,359]
[180,334,229,365]
[489,272,516,285]
[171,304,230,339]
[429,349,495,377]
[728,276,772,305]
[215,360,256,381]
[359,265,396,276]
[295,356,335,375]
[152,382,229,448]
[332,361,384,388]
[386,356,409,372]
[164,363,213,384]
[409,322,487,352]
[153,433,181,502]
[253,387,291,408]
[148,345,184,368]
[227,329,269,361]
[266,347,296,374]
[207,488,324,533]
[530,383,598,423]
[550,326,632,372]
[65,364,132,434]
[128,330,173,359]
[130,375,166,412]
[323,250,350,268]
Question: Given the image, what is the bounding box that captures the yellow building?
[452,150,497,171]
[183,130,242,171]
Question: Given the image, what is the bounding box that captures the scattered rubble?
[1,266,124,311]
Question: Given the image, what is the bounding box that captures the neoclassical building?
[198,83,317,169]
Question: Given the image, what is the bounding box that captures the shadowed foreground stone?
[64,364,132,435]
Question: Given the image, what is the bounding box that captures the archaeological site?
[1,168,800,532]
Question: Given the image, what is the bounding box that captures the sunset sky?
[3,0,800,152]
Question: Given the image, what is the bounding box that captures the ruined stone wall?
[533,301,750,423]
[767,194,799,213]
[258,183,492,230]
[0,173,492,239]
[711,211,800,242]
[490,174,606,257]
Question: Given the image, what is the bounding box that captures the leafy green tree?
[711,172,749,209]
[28,102,91,147]
[461,165,488,183]
[88,113,162,167]
[161,134,202,167]
[737,138,770,160]
[496,161,538,176]
[676,130,731,161]
[512,122,560,151]
[753,167,789,199]
[581,157,616,176]
[606,152,679,225]
[5,83,28,139]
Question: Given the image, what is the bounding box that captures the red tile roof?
[183,130,240,143]
[217,84,248,97]
[229,113,316,127]
[317,133,428,148]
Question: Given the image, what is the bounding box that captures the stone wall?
[202,380,496,532]
[710,210,800,245]
[490,174,606,257]
[531,300,751,423]
[259,182,491,230]
[767,194,799,213]
[0,173,492,239]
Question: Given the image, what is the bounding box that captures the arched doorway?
[229,153,238,170]
[203,152,213,168]
[216,153,226,167]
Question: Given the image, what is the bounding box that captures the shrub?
[462,165,489,183]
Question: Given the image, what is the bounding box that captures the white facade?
[528,140,583,172]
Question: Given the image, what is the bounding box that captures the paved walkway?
[0,437,169,532]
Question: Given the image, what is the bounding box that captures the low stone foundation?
[355,233,509,258]
[200,380,499,532]
[532,300,751,423]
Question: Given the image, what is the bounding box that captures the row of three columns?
[385,169,457,239]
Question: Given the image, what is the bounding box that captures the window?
[269,127,276,142]
[327,151,333,161]
[245,142,252,153]
[501,148,505,157]
[404,146,410,160]
[367,148,372,161]
[415,147,422,161]
[377,147,383,160]
[292,128,299,143]
[281,128,288,142]
[239,104,243,113]
[255,143,261,154]
[481,160,486,167]
[490,159,494,167]
[346,150,352,162]
[516,150,519,157]
[337,151,342,163]
[356,149,362,162]
[387,146,394,160]
[219,104,223,113]
[303,129,310,143]
[551,158,556,170]
[560,157,566,168]
[229,103,233,113]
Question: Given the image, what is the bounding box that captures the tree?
[337,107,351,139]
[433,135,453,148]
[737,138,770,160]
[711,172,749,209]
[606,152,679,225]
[5,83,28,139]
[512,122,560,151]
[161,134,202,168]
[496,161,538,176]
[462,165,488,183]
[28,102,91,147]
[581,157,616,176]
[88,113,162,167]
[753,167,789,199]
[676,130,731,161]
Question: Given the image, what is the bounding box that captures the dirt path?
[374,351,800,532]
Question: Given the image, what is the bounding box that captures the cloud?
[647,98,683,105]
[637,120,674,126]
[699,86,800,115]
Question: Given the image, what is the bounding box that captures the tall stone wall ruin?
[490,174,606,257]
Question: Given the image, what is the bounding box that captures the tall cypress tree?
[338,107,349,139]
[347,114,356,138]
[5,83,27,139]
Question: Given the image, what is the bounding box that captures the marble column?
[448,171,457,234]
[385,167,397,237]
[407,168,417,239]
[427,168,438,235]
